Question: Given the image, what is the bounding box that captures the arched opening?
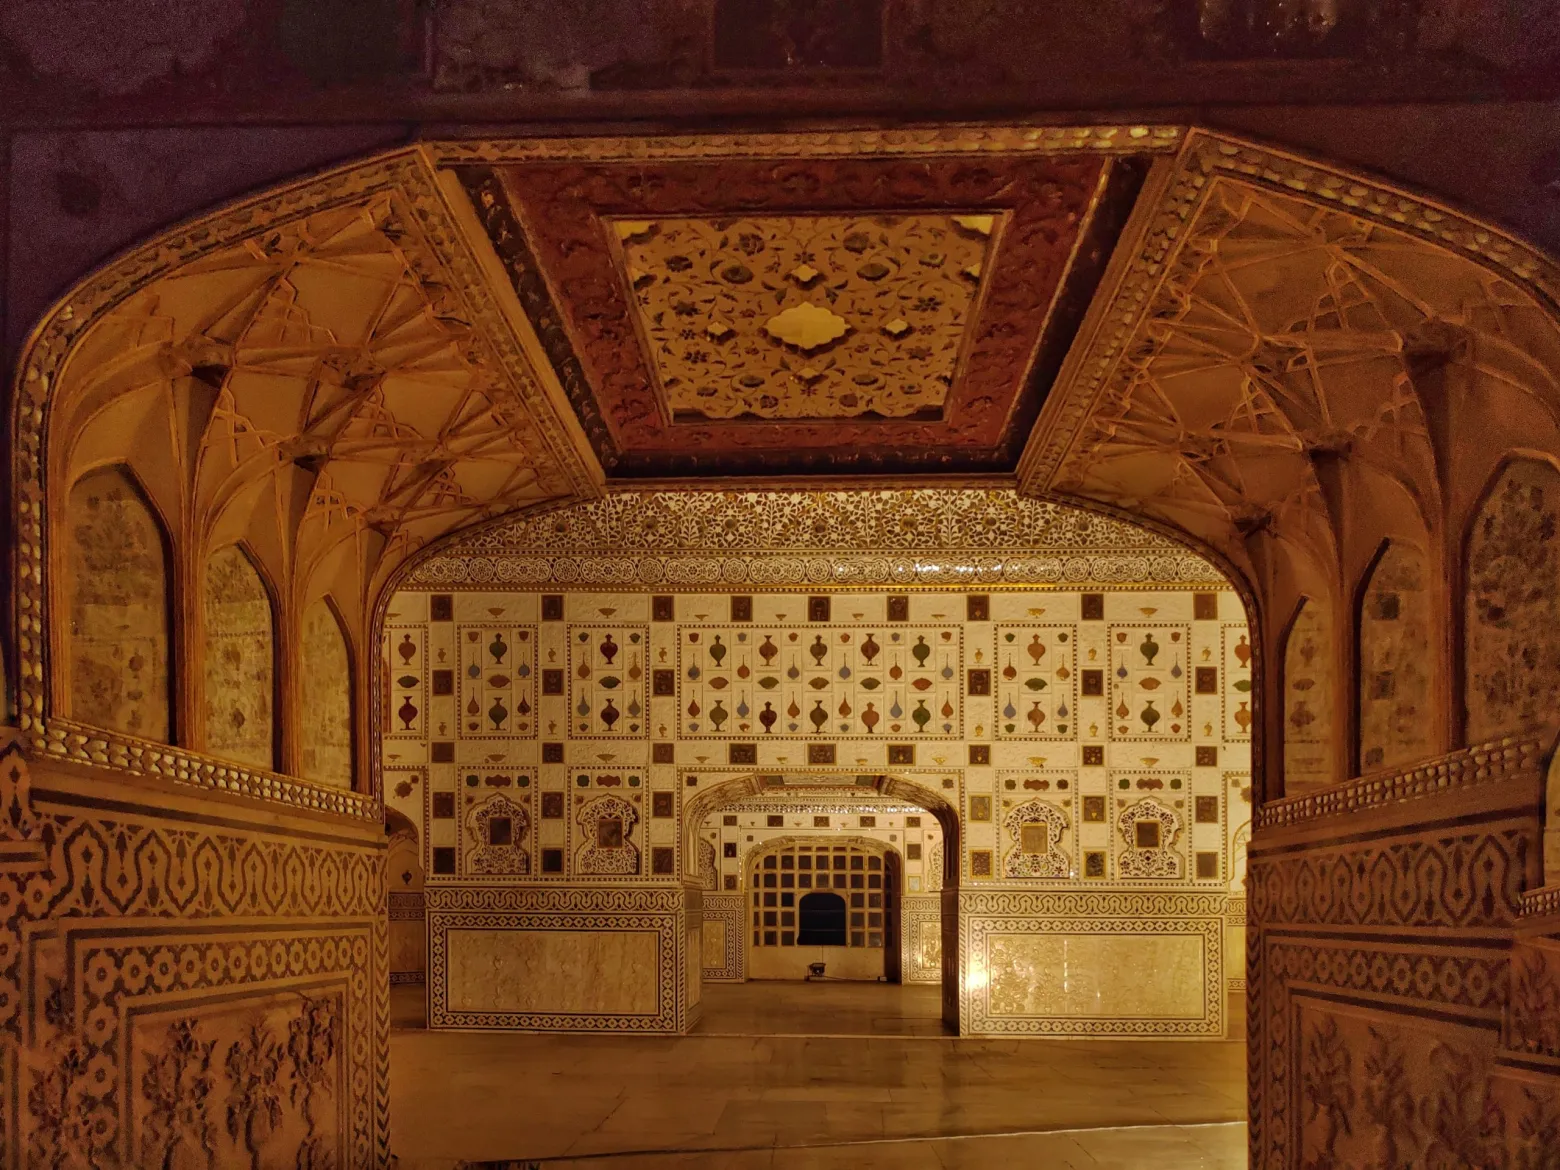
[27,119,1560,1167]
[798,890,847,946]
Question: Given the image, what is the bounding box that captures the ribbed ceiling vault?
[13,125,1560,805]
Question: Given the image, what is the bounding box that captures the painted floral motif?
[680,623,961,739]
[993,625,1075,741]
[568,625,647,738]
[67,467,170,741]
[1108,624,1190,742]
[1284,598,1335,792]
[1465,459,1560,742]
[1002,800,1071,878]
[300,601,353,788]
[466,793,532,875]
[1359,542,1433,773]
[697,839,719,891]
[203,546,275,770]
[458,625,537,738]
[575,794,641,875]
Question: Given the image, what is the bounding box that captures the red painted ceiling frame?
[498,154,1109,466]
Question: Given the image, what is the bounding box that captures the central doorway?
[746,835,900,981]
[687,775,954,1035]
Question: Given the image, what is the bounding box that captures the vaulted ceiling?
[16,125,1560,781]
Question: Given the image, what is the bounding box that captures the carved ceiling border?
[8,146,598,820]
[1017,128,1560,492]
[426,124,1187,166]
[399,488,1229,588]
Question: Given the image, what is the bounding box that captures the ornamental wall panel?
[0,743,388,1167]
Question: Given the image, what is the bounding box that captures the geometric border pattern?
[902,894,943,984]
[699,893,744,983]
[426,885,691,1033]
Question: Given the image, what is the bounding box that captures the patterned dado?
[1248,733,1557,1169]
[0,740,388,1167]
[388,487,1250,1036]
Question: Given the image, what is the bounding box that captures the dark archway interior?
[797,891,847,946]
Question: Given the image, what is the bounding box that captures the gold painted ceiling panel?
[613,212,995,421]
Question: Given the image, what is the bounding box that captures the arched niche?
[1464,458,1560,744]
[1281,595,1335,795]
[1356,540,1434,773]
[203,544,277,770]
[64,466,173,742]
[300,597,355,789]
[682,771,960,893]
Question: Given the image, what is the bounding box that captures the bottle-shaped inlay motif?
[809,700,829,732]
[1027,635,1046,665]
[399,634,418,664]
[809,635,829,665]
[709,636,725,666]
[911,700,931,731]
[398,696,419,730]
[600,698,620,729]
[759,635,778,664]
[489,633,508,664]
[861,634,880,663]
[489,697,508,730]
[759,702,778,733]
[861,703,880,733]
[1140,700,1160,731]
[912,636,931,667]
[1139,633,1159,665]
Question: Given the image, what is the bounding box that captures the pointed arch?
[1355,539,1433,773]
[1281,595,1335,795]
[1463,456,1560,743]
[299,595,355,789]
[63,465,174,742]
[203,543,278,770]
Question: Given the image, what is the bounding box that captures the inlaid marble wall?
[203,545,276,769]
[66,467,171,741]
[387,586,1252,892]
[301,599,354,788]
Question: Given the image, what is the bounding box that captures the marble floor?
[388,984,1248,1169]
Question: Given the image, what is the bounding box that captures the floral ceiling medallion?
[615,212,991,423]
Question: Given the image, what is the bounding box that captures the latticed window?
[750,842,884,948]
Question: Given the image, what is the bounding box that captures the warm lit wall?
[1023,142,1560,1165]
[387,488,1252,1036]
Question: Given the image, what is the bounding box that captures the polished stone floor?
[388,983,1248,1169]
